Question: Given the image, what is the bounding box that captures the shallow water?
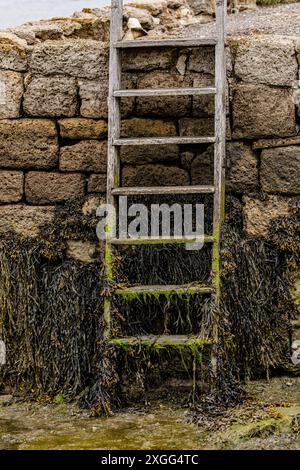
[0,0,110,29]
[1,377,300,450]
[0,403,202,450]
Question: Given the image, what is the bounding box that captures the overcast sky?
[0,0,110,29]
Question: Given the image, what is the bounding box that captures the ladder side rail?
[212,0,227,341]
[104,0,123,339]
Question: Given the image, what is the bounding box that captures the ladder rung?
[110,335,212,347]
[113,87,216,98]
[112,185,215,196]
[114,284,213,297]
[114,137,215,146]
[115,38,217,48]
[110,235,214,246]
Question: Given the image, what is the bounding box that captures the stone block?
[121,144,179,164]
[122,48,176,72]
[191,142,258,192]
[30,40,109,80]
[127,0,167,16]
[243,194,292,238]
[60,141,107,173]
[122,164,189,187]
[0,171,24,203]
[232,84,296,139]
[136,72,191,117]
[0,32,28,72]
[179,117,231,139]
[234,36,298,87]
[0,70,23,118]
[0,205,55,237]
[226,142,258,192]
[261,146,300,194]
[188,47,215,75]
[58,118,107,139]
[23,75,77,117]
[79,74,134,118]
[87,174,107,193]
[122,118,177,137]
[25,172,85,204]
[0,119,58,169]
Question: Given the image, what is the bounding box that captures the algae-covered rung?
[113,284,214,300]
[110,335,213,349]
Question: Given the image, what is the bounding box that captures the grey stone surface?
[0,70,23,118]
[233,84,296,139]
[24,75,77,117]
[261,146,300,194]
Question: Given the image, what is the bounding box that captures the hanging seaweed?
[0,193,298,412]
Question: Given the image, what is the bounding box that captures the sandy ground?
[1,376,300,450]
[180,3,300,37]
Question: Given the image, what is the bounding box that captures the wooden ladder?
[104,0,227,350]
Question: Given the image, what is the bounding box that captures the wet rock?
[0,395,13,407]
[243,423,278,439]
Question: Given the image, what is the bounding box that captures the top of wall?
[1,1,300,46]
[0,0,259,45]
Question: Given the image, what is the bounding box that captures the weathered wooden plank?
[110,335,212,347]
[110,235,214,245]
[113,87,216,97]
[114,284,214,296]
[104,0,123,339]
[115,38,217,48]
[114,136,216,146]
[212,0,227,347]
[112,185,215,196]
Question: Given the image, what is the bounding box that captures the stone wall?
[0,8,300,250]
[1,2,300,397]
[0,1,299,251]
